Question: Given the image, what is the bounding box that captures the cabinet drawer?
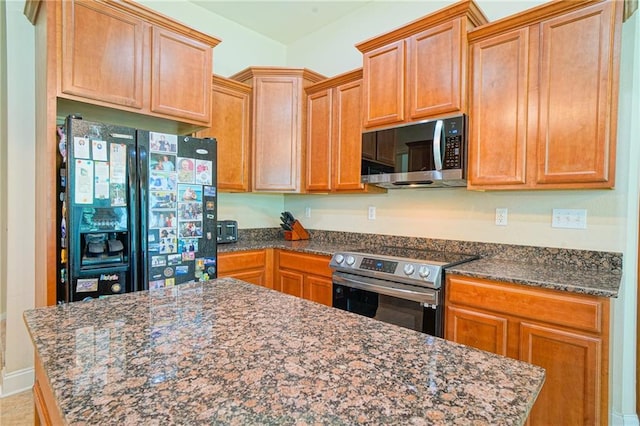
[446,275,606,333]
[278,251,332,278]
[218,250,266,274]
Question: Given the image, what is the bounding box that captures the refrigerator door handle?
[128,142,141,293]
[137,141,148,291]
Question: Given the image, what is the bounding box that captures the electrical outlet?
[552,209,587,229]
[495,208,508,226]
[368,206,376,220]
[305,207,311,218]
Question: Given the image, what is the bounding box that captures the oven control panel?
[330,251,441,288]
[360,257,397,273]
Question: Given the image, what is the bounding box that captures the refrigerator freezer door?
[64,117,139,302]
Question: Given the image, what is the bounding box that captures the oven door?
[332,271,443,337]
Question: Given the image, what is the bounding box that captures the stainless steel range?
[330,247,478,337]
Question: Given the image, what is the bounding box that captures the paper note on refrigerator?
[74,159,94,204]
[94,162,110,200]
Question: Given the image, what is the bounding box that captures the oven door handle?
[333,272,438,305]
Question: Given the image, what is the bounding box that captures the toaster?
[216,220,238,244]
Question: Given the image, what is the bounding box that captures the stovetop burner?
[355,246,479,267]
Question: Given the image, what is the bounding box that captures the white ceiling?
[191,1,372,44]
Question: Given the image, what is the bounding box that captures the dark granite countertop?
[24,278,545,425]
[446,259,620,298]
[217,239,353,257]
[217,231,622,298]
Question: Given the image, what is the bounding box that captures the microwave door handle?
[433,119,444,171]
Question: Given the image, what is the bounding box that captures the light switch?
[552,209,587,229]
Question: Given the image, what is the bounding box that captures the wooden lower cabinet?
[275,250,333,306]
[217,249,273,289]
[445,275,609,426]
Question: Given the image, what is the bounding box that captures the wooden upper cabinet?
[407,18,464,119]
[231,67,325,193]
[61,1,145,109]
[58,0,220,128]
[468,27,530,187]
[468,0,622,190]
[333,78,367,191]
[357,1,488,129]
[150,27,212,123]
[536,3,617,186]
[196,76,252,192]
[361,41,406,128]
[305,69,385,193]
[306,88,333,192]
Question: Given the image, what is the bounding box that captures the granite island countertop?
[24,278,545,425]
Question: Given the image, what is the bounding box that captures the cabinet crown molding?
[356,0,488,53]
[305,68,363,94]
[230,67,326,85]
[211,74,252,93]
[468,0,606,41]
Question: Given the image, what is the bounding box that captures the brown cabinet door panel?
[333,79,365,191]
[278,269,304,298]
[151,27,212,123]
[61,1,144,108]
[253,77,301,191]
[445,306,508,356]
[407,18,463,119]
[306,89,332,192]
[520,322,603,426]
[305,275,333,307]
[536,3,615,185]
[197,78,251,192]
[363,41,405,127]
[218,250,266,274]
[468,28,530,187]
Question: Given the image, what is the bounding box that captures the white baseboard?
[611,411,640,426]
[0,366,34,397]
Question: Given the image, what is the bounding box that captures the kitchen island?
[24,278,545,425]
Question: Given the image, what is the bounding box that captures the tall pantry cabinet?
[25,0,220,306]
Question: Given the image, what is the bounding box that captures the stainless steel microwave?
[361,114,467,188]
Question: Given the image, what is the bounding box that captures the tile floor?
[0,320,35,425]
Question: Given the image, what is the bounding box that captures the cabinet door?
[407,18,463,120]
[304,275,333,307]
[253,76,302,192]
[333,79,365,191]
[278,269,304,298]
[197,78,251,192]
[150,27,212,123]
[306,89,332,192]
[468,28,530,188]
[445,306,508,356]
[520,322,603,426]
[61,1,144,108]
[536,2,616,186]
[362,40,405,128]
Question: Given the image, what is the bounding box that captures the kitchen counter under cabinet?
[217,236,621,298]
[24,278,545,425]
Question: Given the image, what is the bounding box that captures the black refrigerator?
[58,116,217,302]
